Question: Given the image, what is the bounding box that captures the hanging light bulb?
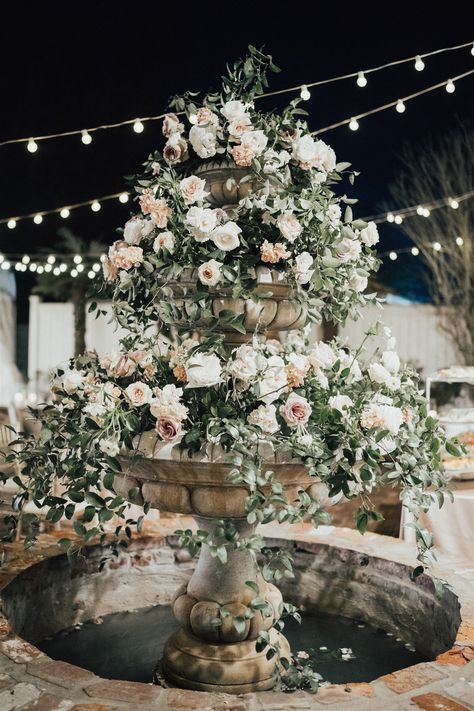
[1,261,11,270]
[0,255,4,264]
[449,198,459,209]
[76,264,85,273]
[73,255,82,264]
[44,264,52,273]
[414,55,425,71]
[15,263,22,272]
[70,268,78,278]
[422,208,431,217]
[91,201,101,212]
[411,247,419,256]
[53,267,61,276]
[60,208,70,219]
[349,118,359,131]
[21,255,30,264]
[59,263,67,273]
[81,129,92,145]
[7,219,17,229]
[394,215,403,224]
[356,71,367,87]
[27,138,38,153]
[119,192,129,204]
[37,265,44,274]
[456,236,464,246]
[396,100,406,113]
[416,206,424,216]
[386,213,395,223]
[47,255,56,264]
[87,270,96,279]
[389,251,398,261]
[92,263,101,272]
[432,241,442,251]
[446,79,455,94]
[29,263,37,272]
[300,85,311,100]
[471,42,474,57]
[133,119,144,133]
[33,214,43,225]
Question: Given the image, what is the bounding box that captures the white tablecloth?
[401,480,474,563]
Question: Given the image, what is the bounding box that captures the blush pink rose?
[156,415,182,441]
[279,393,312,427]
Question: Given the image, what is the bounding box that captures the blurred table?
[401,480,474,562]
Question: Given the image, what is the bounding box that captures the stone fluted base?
[162,628,290,693]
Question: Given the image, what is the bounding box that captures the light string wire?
[0,40,472,148]
[361,189,474,223]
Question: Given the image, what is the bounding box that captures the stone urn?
[115,436,336,693]
[194,159,254,207]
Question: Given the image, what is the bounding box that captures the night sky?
[1,2,473,321]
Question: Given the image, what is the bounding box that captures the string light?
[59,264,67,273]
[27,138,38,153]
[37,265,44,274]
[446,79,456,93]
[2,40,471,151]
[91,201,101,212]
[449,198,459,209]
[92,263,101,272]
[76,264,85,273]
[21,255,30,264]
[361,189,474,224]
[81,130,92,145]
[87,270,96,279]
[433,241,442,251]
[349,118,359,131]
[456,237,464,246]
[70,269,78,278]
[356,71,367,87]
[118,192,129,204]
[53,267,61,276]
[416,206,424,216]
[73,255,82,264]
[394,215,403,224]
[44,264,52,272]
[300,85,311,100]
[7,219,16,229]
[396,100,406,113]
[1,261,11,270]
[411,247,419,256]
[389,251,398,261]
[386,213,395,223]
[60,208,70,218]
[29,263,37,272]
[414,55,425,71]
[422,208,431,217]
[0,192,129,226]
[33,214,43,225]
[47,255,56,264]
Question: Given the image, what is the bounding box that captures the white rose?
[211,221,241,251]
[189,125,217,159]
[327,204,342,226]
[258,355,288,404]
[180,175,209,205]
[123,217,154,245]
[228,345,260,381]
[308,342,337,370]
[292,134,318,163]
[349,273,368,292]
[198,259,223,287]
[63,369,84,394]
[221,100,247,122]
[361,403,403,435]
[240,130,268,156]
[125,381,152,407]
[248,403,279,435]
[381,351,400,374]
[277,213,303,242]
[150,384,188,421]
[368,363,400,390]
[186,206,217,242]
[228,114,252,139]
[328,394,353,414]
[338,351,363,382]
[153,231,175,253]
[99,438,120,457]
[336,238,362,262]
[315,140,336,173]
[185,353,222,388]
[359,221,379,246]
[295,251,313,273]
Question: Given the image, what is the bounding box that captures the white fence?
[27,297,460,398]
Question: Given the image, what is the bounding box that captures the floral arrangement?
[101,46,379,334]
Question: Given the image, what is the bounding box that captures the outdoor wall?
[27,298,460,399]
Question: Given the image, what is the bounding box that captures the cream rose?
[247,403,279,435]
[150,384,188,421]
[153,231,175,253]
[336,238,362,262]
[162,113,184,137]
[180,175,209,205]
[258,355,288,404]
[221,100,247,122]
[349,273,368,292]
[277,213,303,242]
[328,394,353,414]
[360,403,403,434]
[99,438,120,457]
[125,381,152,407]
[359,221,379,246]
[368,363,400,390]
[280,393,312,427]
[189,125,217,159]
[123,217,154,245]
[211,221,241,251]
[185,353,222,388]
[63,369,84,394]
[228,114,252,139]
[186,206,217,241]
[228,345,260,382]
[240,129,268,156]
[381,351,400,374]
[198,259,223,287]
[308,342,337,370]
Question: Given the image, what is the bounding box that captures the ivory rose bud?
[240,130,268,156]
[221,100,247,122]
[359,221,379,246]
[349,273,368,292]
[185,353,222,388]
[381,350,400,374]
[125,381,152,407]
[124,217,154,245]
[211,221,241,251]
[180,175,209,205]
[292,135,336,172]
[163,134,188,165]
[99,438,120,457]
[280,393,312,427]
[368,363,400,390]
[186,206,217,241]
[153,231,175,253]
[63,369,84,394]
[156,416,182,441]
[328,394,353,414]
[277,213,302,242]
[327,204,342,226]
[162,113,184,137]
[189,125,217,159]
[247,403,279,435]
[198,259,223,287]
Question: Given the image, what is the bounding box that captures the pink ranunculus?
[279,393,312,427]
[155,415,182,441]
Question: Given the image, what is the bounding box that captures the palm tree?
[34,229,104,356]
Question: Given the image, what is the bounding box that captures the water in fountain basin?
[38,605,427,685]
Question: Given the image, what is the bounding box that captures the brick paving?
[0,521,473,710]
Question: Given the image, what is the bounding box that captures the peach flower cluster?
[260,240,291,264]
[139,190,172,228]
